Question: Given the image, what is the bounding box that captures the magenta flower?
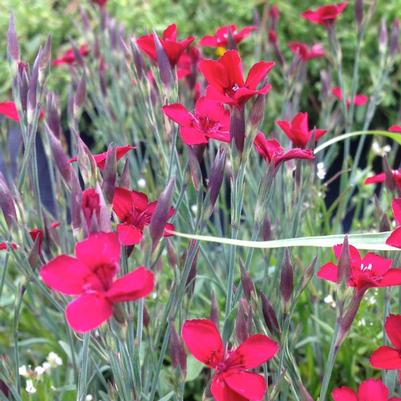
[162,97,230,145]
[364,170,401,190]
[301,3,348,27]
[288,42,325,61]
[389,125,401,133]
[199,24,257,49]
[276,112,327,148]
[53,45,89,66]
[199,50,275,107]
[386,199,401,248]
[40,232,154,332]
[0,101,44,122]
[332,87,368,107]
[254,132,314,168]
[136,24,194,68]
[182,319,278,401]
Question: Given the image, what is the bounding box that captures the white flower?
[324,294,336,308]
[372,141,391,157]
[34,366,46,378]
[317,162,326,180]
[25,380,36,394]
[191,204,198,214]
[85,395,94,401]
[137,178,146,188]
[47,352,63,367]
[19,365,29,377]
[41,362,51,372]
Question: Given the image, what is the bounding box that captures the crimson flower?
[301,3,348,27]
[332,87,368,107]
[182,319,279,401]
[364,170,401,189]
[112,187,174,246]
[317,244,401,292]
[332,378,401,401]
[199,50,275,107]
[69,145,135,170]
[386,199,401,248]
[199,25,257,49]
[91,0,107,7]
[254,132,314,168]
[389,125,401,133]
[162,97,230,145]
[82,188,101,229]
[176,46,200,81]
[276,112,326,148]
[136,24,194,68]
[53,45,89,66]
[40,232,154,332]
[288,42,325,62]
[0,242,17,251]
[0,101,44,122]
[370,314,401,380]
[30,222,59,253]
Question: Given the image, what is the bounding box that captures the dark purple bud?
[300,257,317,292]
[112,303,126,325]
[383,157,396,192]
[27,49,40,121]
[188,147,202,192]
[17,62,29,112]
[235,298,252,343]
[44,123,72,184]
[185,249,199,296]
[208,147,227,210]
[337,235,351,286]
[240,262,255,301]
[230,105,245,153]
[143,305,150,328]
[0,173,17,228]
[153,32,173,88]
[119,159,131,189]
[249,94,265,128]
[262,217,272,241]
[355,0,363,27]
[101,146,117,204]
[109,19,118,50]
[149,176,175,248]
[72,44,85,68]
[46,93,61,138]
[166,239,177,268]
[210,291,219,326]
[390,19,400,56]
[0,379,10,398]
[74,74,86,112]
[280,249,293,305]
[130,38,145,80]
[7,14,20,62]
[28,233,41,269]
[40,35,52,73]
[227,29,237,51]
[71,172,83,230]
[169,323,187,374]
[260,293,280,336]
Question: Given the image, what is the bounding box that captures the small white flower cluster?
[324,294,336,308]
[372,141,391,157]
[19,352,63,394]
[316,162,326,180]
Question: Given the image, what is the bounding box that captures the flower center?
[360,263,373,272]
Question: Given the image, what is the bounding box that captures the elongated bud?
[262,217,272,241]
[153,32,173,88]
[230,105,245,154]
[300,256,317,292]
[320,70,331,99]
[95,183,112,233]
[280,249,293,305]
[7,14,20,63]
[337,235,350,286]
[72,44,85,68]
[185,249,199,296]
[383,157,396,192]
[71,172,83,230]
[119,159,131,189]
[39,35,52,77]
[249,94,265,128]
[210,291,219,326]
[260,293,280,336]
[379,19,388,55]
[188,147,202,191]
[112,303,126,325]
[74,74,86,117]
[27,50,40,123]
[390,19,400,56]
[130,38,145,80]
[17,62,29,113]
[80,7,91,31]
[46,93,61,138]
[240,262,255,301]
[208,147,227,210]
[355,0,363,28]
[169,323,187,375]
[0,173,17,228]
[102,146,117,204]
[149,176,175,248]
[166,239,177,268]
[235,298,252,343]
[227,29,237,51]
[28,232,42,269]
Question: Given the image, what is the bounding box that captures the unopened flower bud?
[230,105,245,154]
[262,216,272,241]
[280,249,293,306]
[166,239,177,268]
[0,173,17,228]
[235,298,252,343]
[7,14,20,63]
[74,74,86,117]
[208,147,227,210]
[169,323,187,375]
[82,188,101,232]
[337,235,351,287]
[249,94,265,128]
[153,32,173,88]
[102,146,117,204]
[355,0,363,28]
[390,19,400,56]
[210,291,219,326]
[379,19,388,55]
[260,292,280,336]
[240,262,255,301]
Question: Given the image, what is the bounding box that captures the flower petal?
[0,101,19,122]
[386,227,401,249]
[181,319,224,368]
[224,371,266,401]
[66,294,112,333]
[384,314,401,349]
[117,223,143,246]
[378,269,401,287]
[332,387,358,401]
[317,262,338,283]
[106,266,154,302]
[364,173,386,185]
[357,378,389,401]
[370,346,401,369]
[211,374,248,401]
[392,199,401,225]
[245,61,275,89]
[162,103,193,126]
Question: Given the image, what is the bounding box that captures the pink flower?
[276,112,327,148]
[301,3,348,27]
[199,25,257,49]
[317,244,401,292]
[254,132,315,168]
[389,125,401,133]
[332,378,401,401]
[386,198,401,248]
[68,145,135,171]
[112,187,174,246]
[162,97,230,145]
[40,232,154,332]
[370,314,401,380]
[182,319,279,401]
[53,45,89,66]
[136,24,194,68]
[288,42,325,61]
[331,87,368,107]
[364,170,401,189]
[199,50,275,107]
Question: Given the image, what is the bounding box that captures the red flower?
[331,87,368,107]
[370,314,401,379]
[389,125,401,133]
[162,97,230,145]
[0,101,44,122]
[288,42,325,61]
[317,244,401,291]
[69,145,135,170]
[176,46,200,81]
[364,170,401,189]
[136,24,195,67]
[40,232,154,332]
[0,242,17,251]
[53,45,89,66]
[276,112,326,148]
[112,187,174,246]
[199,50,275,107]
[254,132,315,168]
[182,319,278,401]
[386,199,401,248]
[199,25,257,49]
[91,0,107,7]
[301,3,348,27]
[332,378,401,401]
[82,188,101,229]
